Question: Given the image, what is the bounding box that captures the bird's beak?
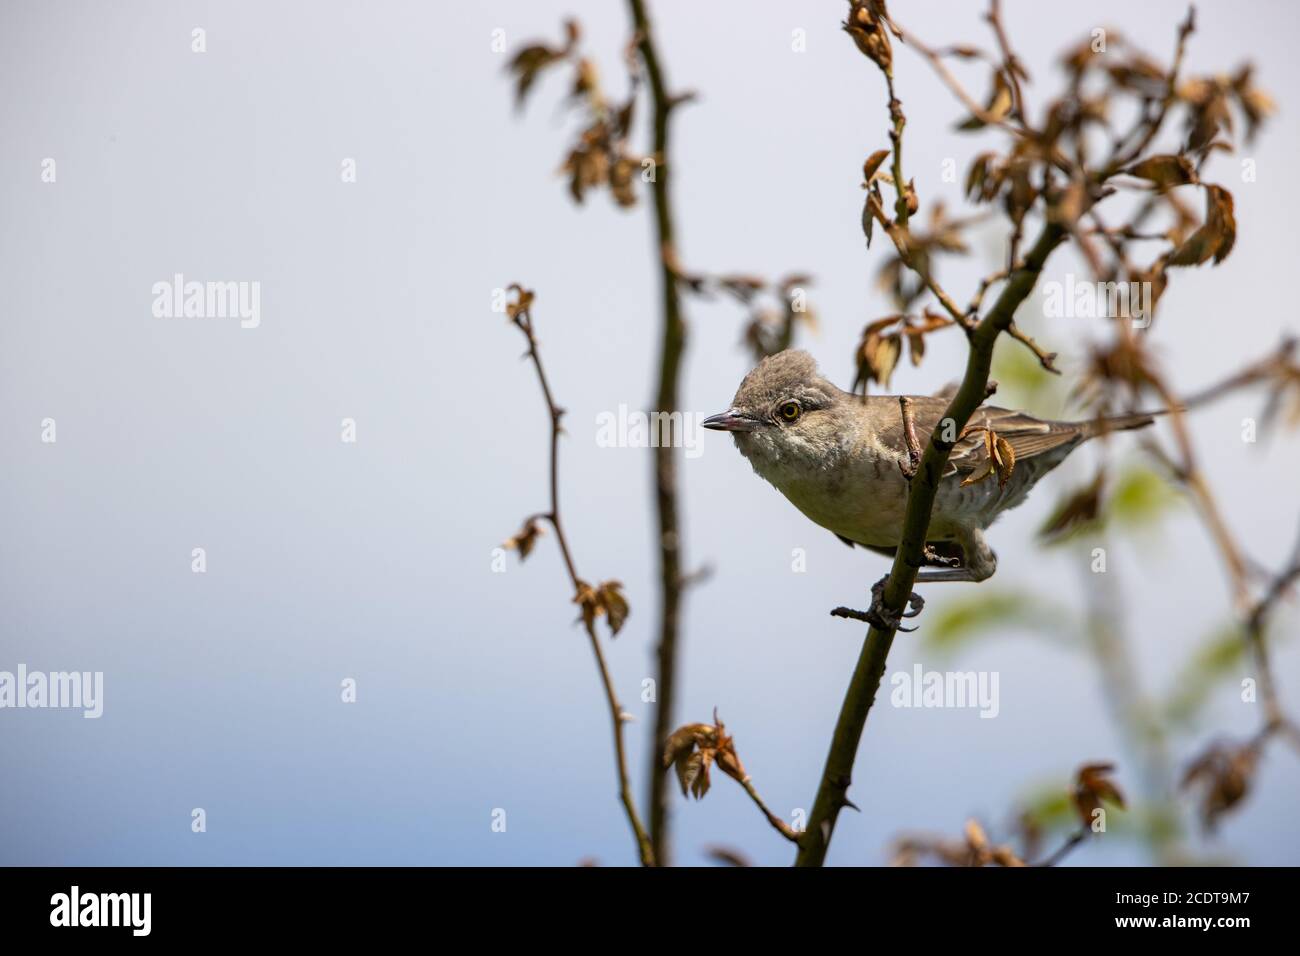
[703,409,759,433]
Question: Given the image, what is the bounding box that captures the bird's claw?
[875,577,925,626]
[830,577,925,632]
[923,545,962,568]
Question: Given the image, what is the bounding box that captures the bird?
[703,350,1157,622]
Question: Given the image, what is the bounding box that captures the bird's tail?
[1078,407,1178,439]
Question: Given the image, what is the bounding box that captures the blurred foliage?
[1163,622,1249,726]
[1019,783,1076,834]
[920,589,1072,655]
[1018,780,1161,845]
[1039,461,1182,546]
[1107,463,1181,531]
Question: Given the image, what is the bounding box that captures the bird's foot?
[923,545,962,568]
[830,576,925,632]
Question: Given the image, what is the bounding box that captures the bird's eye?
[779,401,801,421]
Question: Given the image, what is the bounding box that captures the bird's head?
[703,350,850,478]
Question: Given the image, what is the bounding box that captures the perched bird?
[703,349,1157,591]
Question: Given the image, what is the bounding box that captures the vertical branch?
[1173,340,1300,749]
[508,292,655,867]
[626,0,687,866]
[986,1,1025,114]
[1142,347,1300,769]
[885,74,909,227]
[1152,378,1251,609]
[1246,524,1300,749]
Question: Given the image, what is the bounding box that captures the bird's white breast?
[744,431,914,547]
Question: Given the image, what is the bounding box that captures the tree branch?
[1241,519,1300,754]
[626,0,688,867]
[795,221,1067,866]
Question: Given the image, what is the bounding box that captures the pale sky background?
[1,0,1297,866]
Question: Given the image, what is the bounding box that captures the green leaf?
[1106,464,1180,529]
[1163,623,1248,724]
[921,589,1071,654]
[1019,784,1075,831]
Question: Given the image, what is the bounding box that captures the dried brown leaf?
[1167,185,1235,267]
[844,0,893,73]
[1039,469,1106,541]
[503,517,544,561]
[1125,154,1197,190]
[597,580,630,636]
[862,149,891,184]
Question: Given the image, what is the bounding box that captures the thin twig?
[897,396,922,479]
[1151,376,1251,610]
[738,777,801,843]
[1035,827,1089,867]
[507,288,655,867]
[1242,520,1300,753]
[1137,343,1300,806]
[885,16,1016,135]
[865,190,1057,376]
[882,11,1073,175]
[1182,336,1297,410]
[1104,6,1196,175]
[1007,321,1060,373]
[884,72,910,228]
[986,0,1027,123]
[967,268,1009,316]
[865,191,971,330]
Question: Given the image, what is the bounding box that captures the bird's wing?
[880,397,1083,477]
[954,406,1084,474]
